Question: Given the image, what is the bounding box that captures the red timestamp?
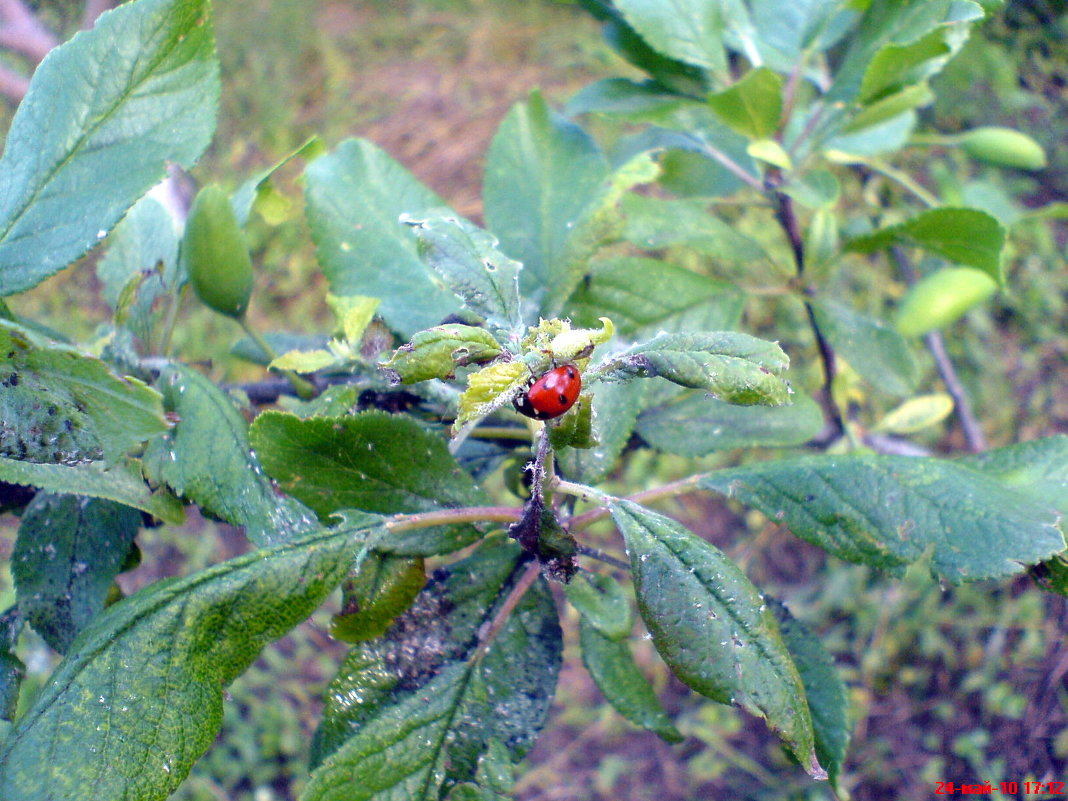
[934,781,1067,795]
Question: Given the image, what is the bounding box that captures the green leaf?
[382,325,503,385]
[804,207,841,279]
[231,331,329,366]
[636,392,823,455]
[0,320,169,464]
[893,266,998,337]
[142,364,317,546]
[846,207,1005,285]
[844,82,934,133]
[621,194,770,265]
[564,571,634,641]
[232,135,325,225]
[580,1,710,95]
[0,652,23,724]
[959,436,1068,517]
[873,393,954,434]
[304,138,459,337]
[747,138,792,169]
[269,349,337,373]
[13,493,141,654]
[608,500,821,777]
[613,0,728,76]
[746,0,854,71]
[96,194,181,344]
[327,294,381,344]
[483,91,609,309]
[859,26,966,104]
[558,380,648,484]
[767,599,849,791]
[330,553,425,643]
[707,67,784,140]
[0,0,218,295]
[569,257,743,338]
[0,517,378,801]
[823,109,918,156]
[781,169,840,210]
[592,332,791,406]
[579,618,682,742]
[699,453,1066,582]
[403,213,523,333]
[1033,553,1068,598]
[565,78,690,122]
[0,458,182,523]
[306,537,562,798]
[250,411,490,555]
[827,0,983,104]
[549,150,662,314]
[809,298,919,396]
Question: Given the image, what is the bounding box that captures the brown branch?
[774,188,845,440]
[923,328,988,452]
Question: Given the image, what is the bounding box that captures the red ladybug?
[514,365,582,420]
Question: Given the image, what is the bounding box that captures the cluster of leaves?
[0,0,1063,799]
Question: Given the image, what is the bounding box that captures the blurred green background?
[1,1,1067,799]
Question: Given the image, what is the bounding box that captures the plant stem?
[890,246,987,452]
[239,317,317,400]
[701,140,765,191]
[386,505,522,534]
[850,156,939,208]
[908,132,959,147]
[575,544,630,571]
[559,474,702,532]
[774,189,845,441]
[925,330,987,452]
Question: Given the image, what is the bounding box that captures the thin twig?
[923,330,987,452]
[774,189,845,440]
[475,559,540,655]
[558,474,702,532]
[575,544,630,571]
[386,506,522,533]
[890,246,987,452]
[701,140,764,191]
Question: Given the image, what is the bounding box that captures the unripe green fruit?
[959,127,1047,171]
[895,267,997,338]
[181,185,254,319]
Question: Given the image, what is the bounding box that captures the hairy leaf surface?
[0,0,218,295]
[143,364,317,546]
[305,538,561,800]
[14,493,141,653]
[609,500,821,776]
[700,453,1065,581]
[593,332,791,405]
[0,320,169,464]
[305,139,458,337]
[0,517,380,801]
[251,411,490,555]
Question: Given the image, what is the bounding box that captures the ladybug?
[514,364,582,421]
